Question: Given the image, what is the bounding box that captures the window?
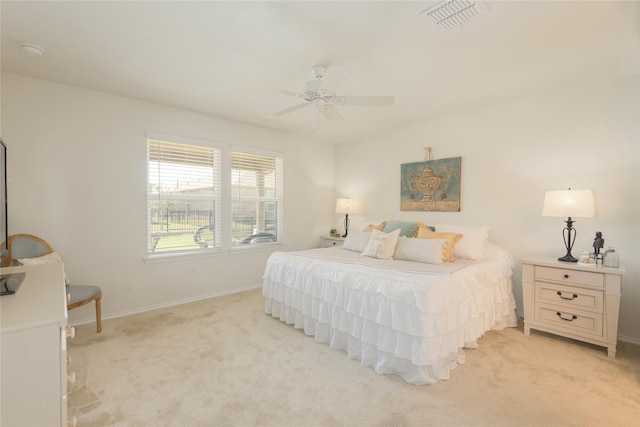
[146,135,283,258]
[147,135,221,255]
[231,147,283,247]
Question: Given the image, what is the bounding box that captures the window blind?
[231,148,283,246]
[147,138,221,255]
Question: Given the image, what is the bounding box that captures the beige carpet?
[68,288,640,427]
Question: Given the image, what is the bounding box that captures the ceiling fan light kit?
[421,0,489,31]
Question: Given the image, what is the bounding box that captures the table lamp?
[335,198,361,237]
[542,189,596,262]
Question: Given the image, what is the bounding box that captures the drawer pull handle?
[557,291,578,300]
[563,274,569,279]
[556,312,578,322]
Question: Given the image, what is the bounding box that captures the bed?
[262,222,518,385]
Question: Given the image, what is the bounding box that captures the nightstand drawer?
[535,266,603,288]
[534,303,603,337]
[320,235,345,248]
[535,282,603,313]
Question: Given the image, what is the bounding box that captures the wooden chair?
[5,234,102,332]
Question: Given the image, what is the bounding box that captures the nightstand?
[319,235,345,248]
[521,258,625,358]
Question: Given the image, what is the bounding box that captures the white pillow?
[16,252,71,285]
[361,229,401,260]
[342,231,372,253]
[433,224,489,260]
[394,237,446,264]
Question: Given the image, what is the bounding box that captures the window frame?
[146,132,223,259]
[144,134,284,261]
[230,145,284,251]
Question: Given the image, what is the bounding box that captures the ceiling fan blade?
[321,105,345,124]
[245,82,303,98]
[337,96,395,106]
[267,103,308,119]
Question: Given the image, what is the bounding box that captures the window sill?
[144,243,285,263]
[230,242,285,254]
[144,248,225,264]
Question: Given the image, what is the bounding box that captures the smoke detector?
[20,43,45,56]
[421,0,489,31]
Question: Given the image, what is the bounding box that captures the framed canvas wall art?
[401,157,461,212]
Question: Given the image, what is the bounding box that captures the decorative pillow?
[394,237,446,264]
[432,224,489,260]
[383,220,419,237]
[416,221,436,232]
[342,231,373,253]
[361,220,387,232]
[415,226,462,263]
[15,252,71,285]
[361,229,401,260]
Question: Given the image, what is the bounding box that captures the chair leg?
[95,294,102,333]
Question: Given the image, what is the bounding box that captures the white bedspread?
[262,242,518,385]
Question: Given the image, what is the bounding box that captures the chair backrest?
[6,234,54,266]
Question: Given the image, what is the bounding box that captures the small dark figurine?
[593,231,604,255]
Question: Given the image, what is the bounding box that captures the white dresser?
[1,263,73,427]
[521,258,624,358]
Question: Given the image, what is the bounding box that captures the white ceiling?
[2,1,638,144]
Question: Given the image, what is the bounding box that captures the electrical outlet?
[190,264,197,275]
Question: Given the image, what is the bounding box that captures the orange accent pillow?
[416,223,462,262]
[362,220,387,232]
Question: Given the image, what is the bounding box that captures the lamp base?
[558,217,578,262]
[342,213,350,238]
[558,253,578,263]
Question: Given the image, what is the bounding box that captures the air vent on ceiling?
[420,0,489,31]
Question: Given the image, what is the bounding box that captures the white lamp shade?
[542,189,596,218]
[335,198,361,214]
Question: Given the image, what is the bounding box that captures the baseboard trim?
[72,295,640,346]
[516,315,639,346]
[69,283,263,327]
[618,335,640,346]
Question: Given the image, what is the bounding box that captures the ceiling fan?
[246,64,395,124]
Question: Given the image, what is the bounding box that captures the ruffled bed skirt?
[262,248,518,385]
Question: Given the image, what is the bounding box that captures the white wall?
[3,71,638,342]
[2,72,335,324]
[334,75,640,342]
